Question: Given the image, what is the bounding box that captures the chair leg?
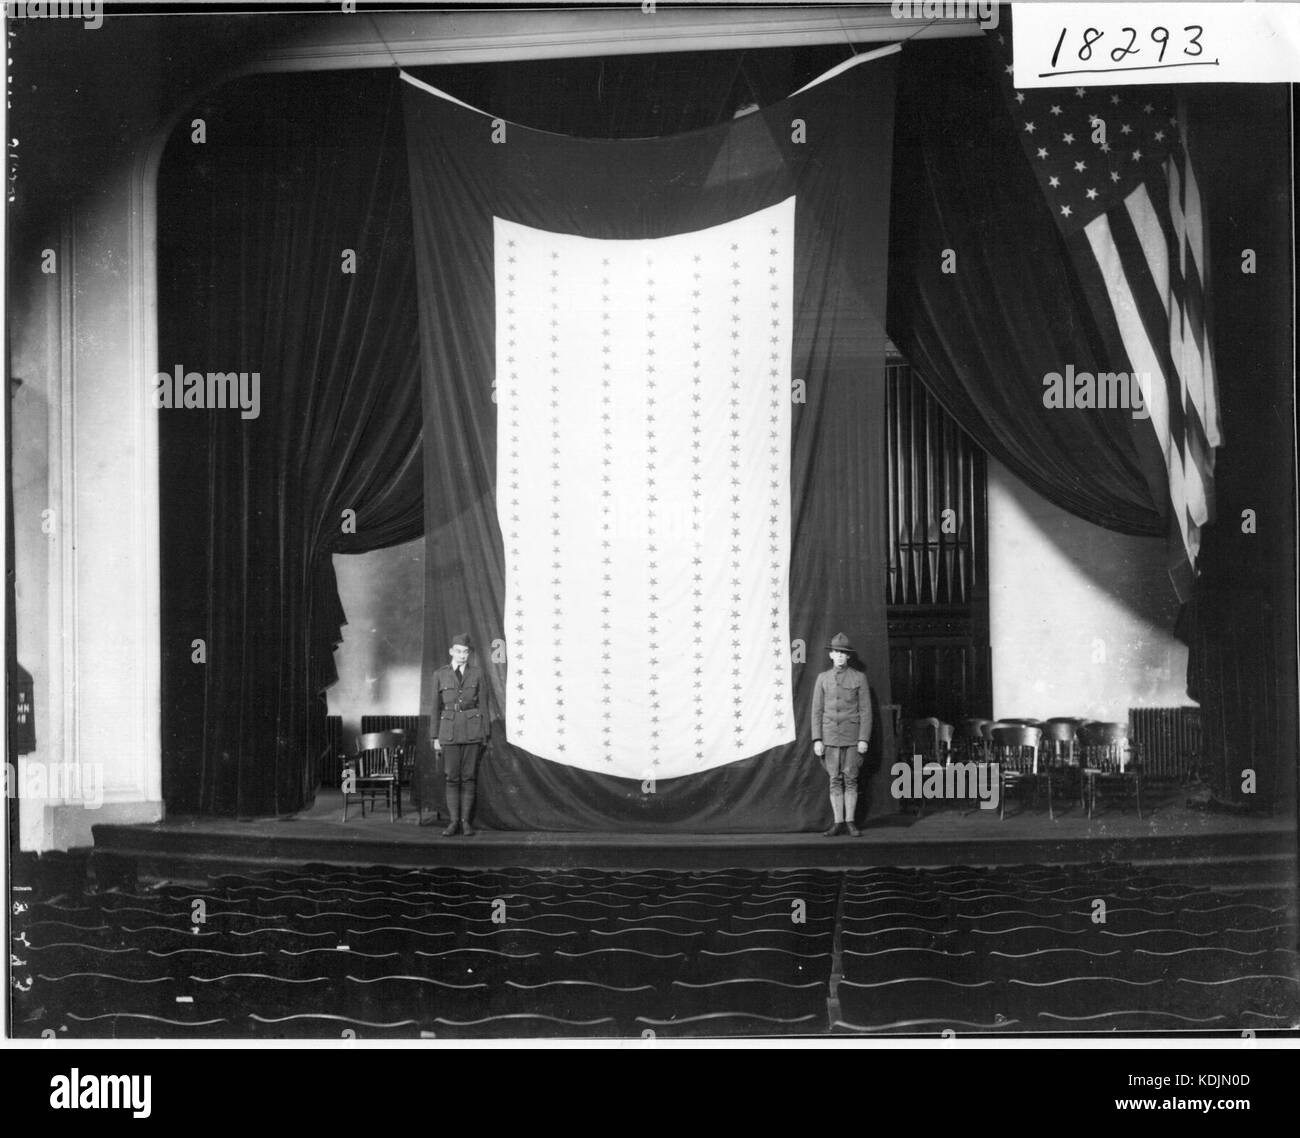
[341,793,349,824]
[1047,773,1055,822]
[1135,775,1143,820]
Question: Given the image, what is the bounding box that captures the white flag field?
[495,197,797,779]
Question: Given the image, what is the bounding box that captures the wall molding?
[237,8,980,73]
[56,215,78,792]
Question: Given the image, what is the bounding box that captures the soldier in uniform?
[811,632,872,837]
[431,632,488,837]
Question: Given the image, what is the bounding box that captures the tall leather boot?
[823,787,846,837]
[460,781,476,837]
[442,785,461,837]
[844,789,861,837]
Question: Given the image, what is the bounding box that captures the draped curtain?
[1179,83,1296,810]
[158,73,424,816]
[405,60,899,830]
[886,39,1168,538]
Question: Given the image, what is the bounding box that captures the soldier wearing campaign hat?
[429,632,489,837]
[811,632,873,837]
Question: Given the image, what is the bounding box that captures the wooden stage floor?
[90,787,1299,893]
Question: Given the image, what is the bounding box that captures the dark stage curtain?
[1180,85,1296,812]
[158,74,423,816]
[405,59,899,831]
[886,39,1167,538]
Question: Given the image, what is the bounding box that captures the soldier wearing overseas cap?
[811,632,872,837]
[428,632,489,837]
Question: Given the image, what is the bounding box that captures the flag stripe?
[1110,188,1210,528]
[1108,192,1188,454]
[1083,213,1193,556]
[1179,154,1223,447]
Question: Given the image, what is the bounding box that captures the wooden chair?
[899,717,954,815]
[989,723,1044,820]
[341,730,406,823]
[1039,719,1080,815]
[901,717,953,764]
[955,718,992,764]
[359,715,428,791]
[1078,721,1143,819]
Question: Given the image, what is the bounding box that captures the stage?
[89,787,1298,894]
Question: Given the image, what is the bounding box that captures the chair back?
[991,724,1042,773]
[901,717,952,765]
[1080,721,1127,745]
[1079,721,1131,771]
[955,719,991,762]
[1038,719,1077,768]
[354,730,403,777]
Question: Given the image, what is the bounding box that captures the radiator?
[1129,707,1201,780]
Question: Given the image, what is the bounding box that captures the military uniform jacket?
[811,666,872,747]
[435,664,488,745]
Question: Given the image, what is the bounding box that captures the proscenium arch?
[131,7,980,825]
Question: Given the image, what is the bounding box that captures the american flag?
[988,28,1221,592]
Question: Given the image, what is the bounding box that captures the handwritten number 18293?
[1048,26,1205,70]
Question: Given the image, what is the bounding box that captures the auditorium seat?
[243,1013,423,1039]
[664,978,825,1021]
[342,974,491,1023]
[186,973,337,1019]
[842,946,980,984]
[689,948,833,985]
[431,1013,618,1039]
[636,1011,822,1037]
[35,972,181,1021]
[1123,947,1300,983]
[546,948,690,985]
[489,979,658,1024]
[982,948,1125,983]
[588,927,706,958]
[412,947,543,985]
[838,977,997,1027]
[62,1010,237,1039]
[841,928,962,954]
[999,975,1168,1021]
